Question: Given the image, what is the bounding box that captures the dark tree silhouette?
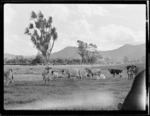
[77,40,102,64]
[25,11,58,66]
[77,40,88,63]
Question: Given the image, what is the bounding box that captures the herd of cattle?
[4,65,146,111]
[42,65,138,84]
[4,65,138,86]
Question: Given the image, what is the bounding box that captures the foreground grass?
[4,78,133,110]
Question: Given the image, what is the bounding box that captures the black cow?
[126,65,137,80]
[108,69,122,78]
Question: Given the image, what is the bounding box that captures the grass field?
[4,63,145,110]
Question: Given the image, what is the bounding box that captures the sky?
[4,4,146,56]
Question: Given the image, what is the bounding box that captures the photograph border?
[1,0,149,115]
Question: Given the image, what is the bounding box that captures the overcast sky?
[4,4,146,56]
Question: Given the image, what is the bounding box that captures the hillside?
[4,53,35,59]
[50,44,145,61]
[4,43,145,62]
[99,44,145,61]
[51,46,81,59]
[4,53,16,59]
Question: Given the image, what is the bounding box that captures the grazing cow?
[78,68,89,79]
[4,69,14,86]
[96,74,106,80]
[62,68,80,80]
[99,74,106,79]
[85,68,101,78]
[42,67,52,84]
[51,70,65,79]
[118,70,146,110]
[126,65,137,80]
[108,69,122,78]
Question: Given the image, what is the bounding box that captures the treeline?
[4,55,82,65]
[4,57,80,65]
[4,55,145,65]
[4,56,33,65]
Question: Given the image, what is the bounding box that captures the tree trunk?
[42,54,48,66]
[47,40,55,64]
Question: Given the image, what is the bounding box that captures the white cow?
[85,68,101,79]
[62,68,80,80]
[4,69,14,86]
[51,70,65,80]
[100,74,106,79]
[78,68,89,79]
[95,74,106,80]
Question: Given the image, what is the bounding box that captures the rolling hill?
[50,46,81,59]
[4,43,145,62]
[50,43,145,61]
[99,43,145,61]
[4,53,16,59]
[4,53,35,59]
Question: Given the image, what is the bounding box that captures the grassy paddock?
[4,78,133,110]
[4,63,145,75]
[4,63,145,110]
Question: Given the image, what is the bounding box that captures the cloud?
[97,24,145,50]
[4,4,145,56]
[67,19,100,45]
[51,19,100,52]
[21,4,70,29]
[77,5,109,17]
[69,19,92,35]
[4,35,38,55]
[43,4,70,22]
[114,5,127,9]
[52,33,77,53]
[135,30,146,44]
[4,4,71,55]
[14,4,70,25]
[4,4,16,24]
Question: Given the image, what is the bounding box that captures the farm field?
[4,63,145,110]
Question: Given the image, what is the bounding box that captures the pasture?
[4,63,145,110]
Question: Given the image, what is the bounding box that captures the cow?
[85,68,101,78]
[4,68,14,86]
[99,74,106,79]
[95,74,106,80]
[126,66,133,80]
[51,70,65,80]
[78,68,89,79]
[42,67,52,84]
[61,68,80,80]
[118,69,146,110]
[126,65,137,80]
[108,69,122,78]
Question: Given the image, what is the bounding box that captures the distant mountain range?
[4,43,145,62]
[4,53,35,59]
[99,43,145,61]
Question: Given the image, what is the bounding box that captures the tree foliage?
[77,40,102,64]
[24,11,58,65]
[31,53,43,65]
